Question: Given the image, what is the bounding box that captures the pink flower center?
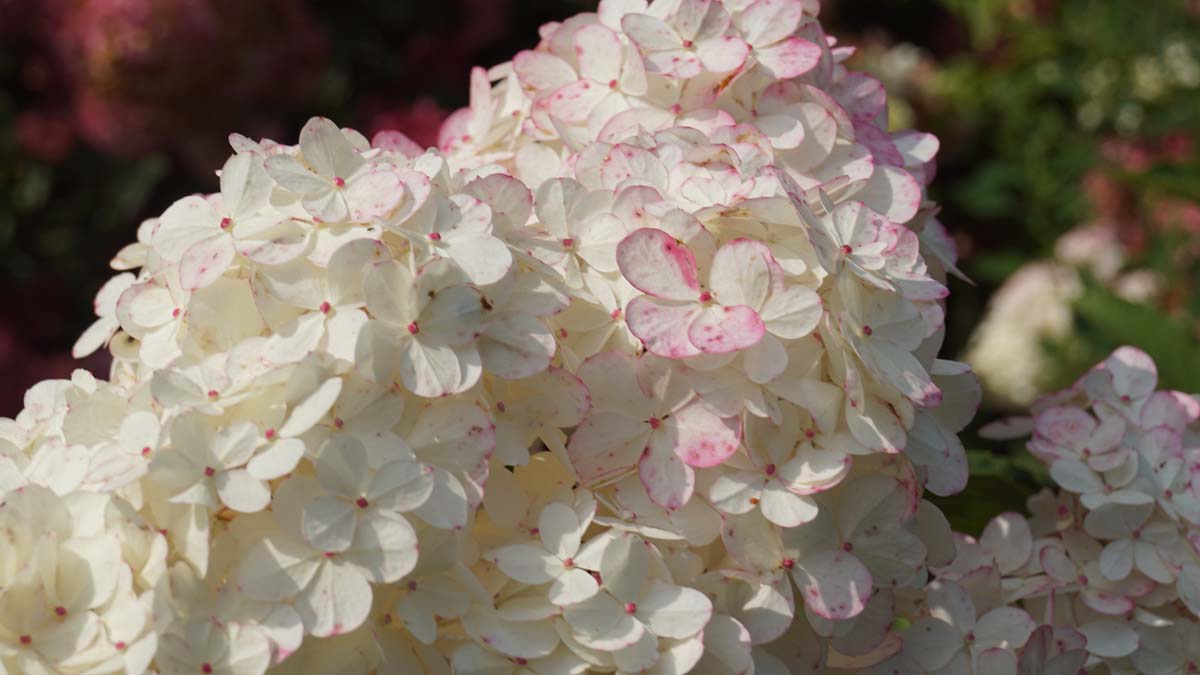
[781,558,795,569]
[842,541,853,552]
[18,635,30,645]
[320,301,332,314]
[265,428,277,440]
[608,79,619,89]
[202,664,213,674]
[429,232,442,241]
[333,176,346,188]
[561,237,575,248]
[647,417,662,429]
[841,244,853,255]
[683,40,694,48]
[219,217,231,230]
[54,606,66,617]
[563,557,574,568]
[624,602,637,614]
[204,467,216,477]
[172,308,182,318]
[407,322,420,335]
[765,464,777,475]
[207,390,219,400]
[142,446,152,456]
[333,418,345,429]
[356,497,369,509]
[698,291,713,302]
[862,325,873,336]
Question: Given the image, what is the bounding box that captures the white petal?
[637,580,713,639]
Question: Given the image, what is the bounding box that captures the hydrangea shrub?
[3,0,1196,673]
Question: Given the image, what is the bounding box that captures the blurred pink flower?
[367,98,449,152]
[48,0,328,158]
[14,109,75,162]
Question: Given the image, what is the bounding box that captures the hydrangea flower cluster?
[863,347,1200,674]
[2,0,1118,672]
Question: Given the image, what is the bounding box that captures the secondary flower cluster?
[864,347,1200,674]
[2,0,988,672]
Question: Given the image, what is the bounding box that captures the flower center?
[219,217,231,230]
[407,322,420,335]
[356,497,369,509]
[765,464,777,475]
[624,602,637,614]
[202,664,213,674]
[647,417,662,429]
[333,176,346,188]
[428,232,442,241]
[204,467,216,477]
[781,558,795,569]
[698,291,713,302]
[320,301,332,314]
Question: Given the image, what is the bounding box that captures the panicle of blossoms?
[868,346,1200,674]
[1,0,983,672]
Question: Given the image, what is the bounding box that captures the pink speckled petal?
[179,235,235,291]
[617,228,702,301]
[755,37,820,79]
[687,305,765,354]
[639,434,695,510]
[625,296,703,358]
[793,550,872,620]
[668,399,741,468]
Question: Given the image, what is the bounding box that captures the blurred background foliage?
[1,0,1198,532]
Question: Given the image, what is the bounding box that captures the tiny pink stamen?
[647,417,662,429]
[683,40,694,48]
[172,308,182,318]
[699,291,712,302]
[862,325,873,336]
[265,428,276,440]
[18,635,31,645]
[781,558,795,569]
[428,232,442,241]
[765,464,777,475]
[561,237,575,248]
[624,602,637,614]
[320,301,332,314]
[54,606,67,617]
[206,390,219,400]
[407,322,420,335]
[219,217,231,230]
[204,467,216,477]
[333,177,346,188]
[355,497,369,509]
